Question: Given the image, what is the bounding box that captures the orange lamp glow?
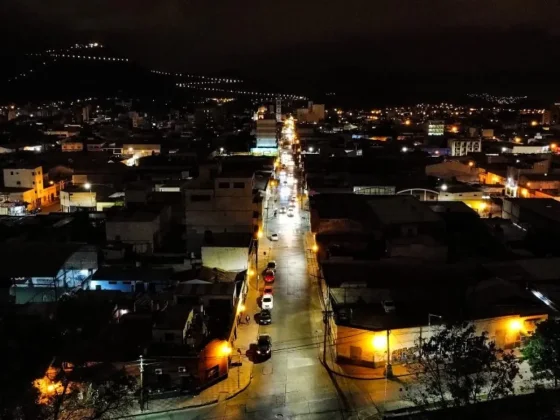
[220,343,232,356]
[372,334,387,351]
[509,319,523,332]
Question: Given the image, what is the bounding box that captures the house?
[88,267,174,292]
[0,165,57,210]
[201,232,252,272]
[1,243,98,304]
[321,261,549,368]
[184,162,260,256]
[311,194,447,263]
[105,205,171,253]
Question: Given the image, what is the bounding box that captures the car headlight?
[256,350,261,354]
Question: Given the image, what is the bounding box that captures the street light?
[440,184,448,191]
[428,313,442,326]
[220,342,232,356]
[84,182,91,190]
[308,146,314,153]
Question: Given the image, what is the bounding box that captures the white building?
[448,138,481,156]
[255,119,278,149]
[427,120,444,136]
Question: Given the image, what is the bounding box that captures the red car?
[264,269,275,283]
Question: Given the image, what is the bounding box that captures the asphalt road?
[133,151,399,420]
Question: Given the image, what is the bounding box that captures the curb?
[322,357,413,381]
[119,374,253,418]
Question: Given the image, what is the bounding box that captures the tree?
[407,323,520,411]
[523,318,560,387]
[47,363,137,420]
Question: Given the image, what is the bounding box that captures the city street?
[131,139,403,420]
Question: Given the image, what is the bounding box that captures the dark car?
[258,309,272,325]
[267,261,277,271]
[256,334,272,359]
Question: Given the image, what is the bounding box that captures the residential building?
[88,267,174,292]
[426,160,482,183]
[448,138,481,156]
[184,163,260,256]
[60,184,119,212]
[1,165,57,209]
[321,261,548,368]
[105,206,171,254]
[255,118,278,149]
[200,232,253,272]
[61,141,84,152]
[296,102,325,123]
[2,243,98,304]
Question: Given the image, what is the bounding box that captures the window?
[191,194,211,202]
[16,181,21,185]
[10,171,13,175]
[33,181,35,185]
[218,182,229,188]
[32,172,35,176]
[233,182,245,189]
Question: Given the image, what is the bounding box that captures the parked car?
[264,269,275,283]
[267,261,276,271]
[263,285,273,295]
[262,295,273,310]
[256,334,272,359]
[258,309,272,325]
[287,211,294,218]
[271,233,279,241]
[280,207,286,214]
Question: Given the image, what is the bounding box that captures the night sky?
[2,0,560,97]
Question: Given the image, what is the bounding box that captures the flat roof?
[107,210,159,223]
[330,276,546,331]
[91,266,173,282]
[366,195,442,225]
[505,198,560,223]
[175,282,236,297]
[202,232,252,248]
[0,242,84,277]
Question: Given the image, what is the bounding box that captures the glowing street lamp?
[440,184,448,191]
[257,230,263,239]
[308,147,314,153]
[84,182,91,190]
[220,343,232,356]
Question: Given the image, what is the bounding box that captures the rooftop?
[505,198,560,224]
[91,266,173,282]
[175,282,236,297]
[366,195,442,225]
[0,242,84,277]
[329,274,546,331]
[202,232,253,248]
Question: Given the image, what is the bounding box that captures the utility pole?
[255,239,259,290]
[139,355,144,411]
[385,330,393,378]
[322,310,333,365]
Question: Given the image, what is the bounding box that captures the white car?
[271,233,279,241]
[287,211,294,218]
[262,295,274,310]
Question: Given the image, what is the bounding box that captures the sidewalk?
[124,260,266,417]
